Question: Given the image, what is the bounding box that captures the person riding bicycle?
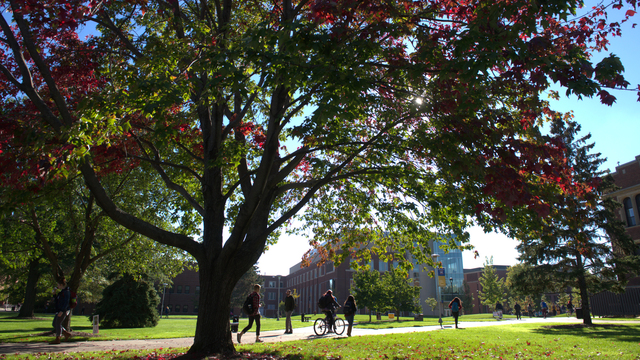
[318,290,340,332]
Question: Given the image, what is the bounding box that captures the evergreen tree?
[516,119,640,325]
[93,274,160,328]
[478,257,506,310]
[230,266,262,313]
[460,281,475,314]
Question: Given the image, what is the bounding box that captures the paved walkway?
[0,316,620,356]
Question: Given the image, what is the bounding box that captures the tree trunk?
[187,260,243,356]
[18,259,40,318]
[576,254,593,325]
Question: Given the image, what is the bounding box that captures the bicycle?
[313,309,345,336]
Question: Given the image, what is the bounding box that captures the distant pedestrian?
[165,306,170,318]
[540,300,548,319]
[448,297,462,328]
[284,289,295,334]
[527,303,533,318]
[494,301,503,320]
[514,302,522,320]
[237,284,262,343]
[50,279,72,344]
[343,295,358,336]
[567,300,574,316]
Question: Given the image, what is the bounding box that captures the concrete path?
[0,316,611,356]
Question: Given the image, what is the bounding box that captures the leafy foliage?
[514,119,640,324]
[478,257,506,307]
[1,0,639,354]
[379,268,421,319]
[230,266,263,311]
[351,269,384,321]
[93,273,160,328]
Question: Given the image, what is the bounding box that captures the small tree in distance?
[478,257,506,312]
[93,274,160,328]
[352,269,384,322]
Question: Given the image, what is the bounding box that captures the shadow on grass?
[531,324,640,343]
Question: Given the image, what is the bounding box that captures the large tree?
[1,0,639,355]
[515,119,640,325]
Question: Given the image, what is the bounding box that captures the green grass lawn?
[241,322,640,359]
[2,321,639,359]
[0,313,313,343]
[0,312,584,343]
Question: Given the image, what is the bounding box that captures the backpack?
[318,295,329,309]
[451,301,459,312]
[343,302,354,315]
[243,294,254,315]
[69,291,78,309]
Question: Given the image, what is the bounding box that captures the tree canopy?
[1,0,638,355]
[478,257,506,308]
[514,119,640,325]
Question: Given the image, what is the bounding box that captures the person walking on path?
[540,300,548,319]
[514,302,522,320]
[237,284,263,343]
[50,279,72,344]
[448,297,462,328]
[567,300,574,316]
[528,303,533,318]
[494,301,503,320]
[343,295,357,336]
[284,289,295,334]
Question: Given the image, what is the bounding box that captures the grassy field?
[0,312,525,343]
[2,321,639,359]
[1,311,631,343]
[241,323,640,359]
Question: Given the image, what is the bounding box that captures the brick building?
[160,268,200,315]
[590,155,640,316]
[463,265,509,314]
[160,240,464,318]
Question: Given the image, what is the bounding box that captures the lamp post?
[431,253,442,329]
[160,283,168,318]
[277,275,281,320]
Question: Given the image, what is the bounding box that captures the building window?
[169,287,174,294]
[269,281,276,288]
[177,285,182,294]
[268,292,276,300]
[195,286,200,295]
[183,305,189,312]
[379,260,388,272]
[624,198,636,226]
[268,304,276,310]
[636,195,640,224]
[194,305,198,312]
[185,286,190,294]
[175,305,181,312]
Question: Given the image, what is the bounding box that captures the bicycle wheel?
[313,318,327,336]
[333,318,346,335]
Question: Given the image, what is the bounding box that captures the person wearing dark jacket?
[514,302,522,320]
[237,284,262,343]
[343,295,357,336]
[284,289,295,334]
[448,297,462,328]
[319,290,340,332]
[50,279,72,344]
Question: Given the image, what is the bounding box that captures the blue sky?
[258,2,640,275]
